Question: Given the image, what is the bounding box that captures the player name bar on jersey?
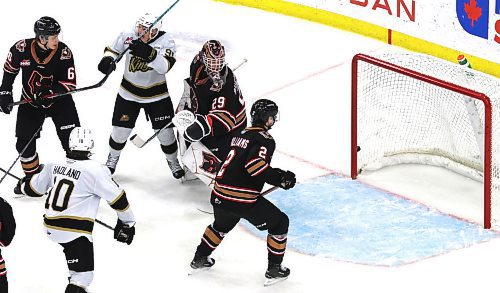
[52,165,81,180]
[230,137,249,149]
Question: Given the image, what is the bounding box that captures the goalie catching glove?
[114,219,135,245]
[173,110,211,142]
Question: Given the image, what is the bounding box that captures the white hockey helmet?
[69,127,94,152]
[135,12,162,39]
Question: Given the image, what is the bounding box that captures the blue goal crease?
[241,174,500,266]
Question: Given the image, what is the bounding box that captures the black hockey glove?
[280,171,296,190]
[114,220,135,245]
[0,90,13,114]
[129,39,157,63]
[183,114,211,142]
[32,88,55,107]
[97,56,116,75]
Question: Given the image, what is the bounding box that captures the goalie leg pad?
[181,142,221,186]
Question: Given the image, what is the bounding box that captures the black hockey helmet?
[34,16,61,38]
[251,99,279,128]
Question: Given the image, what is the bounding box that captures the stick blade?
[130,134,146,148]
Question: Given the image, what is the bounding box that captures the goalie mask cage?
[351,53,500,229]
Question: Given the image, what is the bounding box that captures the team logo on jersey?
[15,39,26,52]
[129,56,153,72]
[60,47,72,60]
[28,71,54,95]
[200,152,221,174]
[120,114,130,122]
[124,37,133,45]
[20,59,31,67]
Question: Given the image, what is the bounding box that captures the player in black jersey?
[189,99,296,286]
[0,16,80,194]
[177,40,247,160]
[0,197,16,292]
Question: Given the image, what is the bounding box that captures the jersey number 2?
[217,149,236,178]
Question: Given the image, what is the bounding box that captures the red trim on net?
[351,54,493,229]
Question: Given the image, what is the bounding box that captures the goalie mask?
[201,40,227,91]
[69,127,94,153]
[250,99,279,129]
[135,12,162,40]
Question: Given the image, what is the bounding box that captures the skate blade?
[264,276,288,286]
[188,266,212,276]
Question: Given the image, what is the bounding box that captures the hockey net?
[351,53,500,229]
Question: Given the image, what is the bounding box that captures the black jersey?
[212,126,284,205]
[2,38,76,104]
[187,53,247,157]
[0,196,16,278]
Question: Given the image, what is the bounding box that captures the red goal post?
[350,53,495,228]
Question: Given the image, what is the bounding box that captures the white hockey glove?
[175,79,192,113]
[172,110,196,132]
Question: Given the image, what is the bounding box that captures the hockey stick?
[8,0,182,108]
[196,186,280,214]
[0,167,21,181]
[232,58,248,71]
[96,219,114,230]
[129,121,174,148]
[0,124,42,186]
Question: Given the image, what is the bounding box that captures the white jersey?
[104,30,176,103]
[25,158,135,244]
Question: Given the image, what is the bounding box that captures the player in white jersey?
[20,127,135,293]
[97,12,184,179]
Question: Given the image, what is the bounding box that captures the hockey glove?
[0,90,13,114]
[114,219,135,245]
[32,88,55,107]
[280,171,296,190]
[173,110,195,132]
[97,56,116,75]
[129,39,157,63]
[183,114,211,142]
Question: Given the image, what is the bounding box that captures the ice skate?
[13,179,23,195]
[167,158,185,179]
[188,255,215,275]
[264,263,290,286]
[105,153,120,175]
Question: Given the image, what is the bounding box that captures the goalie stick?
[196,186,280,214]
[8,0,182,108]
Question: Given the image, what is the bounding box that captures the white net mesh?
[354,53,500,227]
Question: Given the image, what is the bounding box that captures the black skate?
[264,263,290,286]
[188,255,215,275]
[13,179,22,195]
